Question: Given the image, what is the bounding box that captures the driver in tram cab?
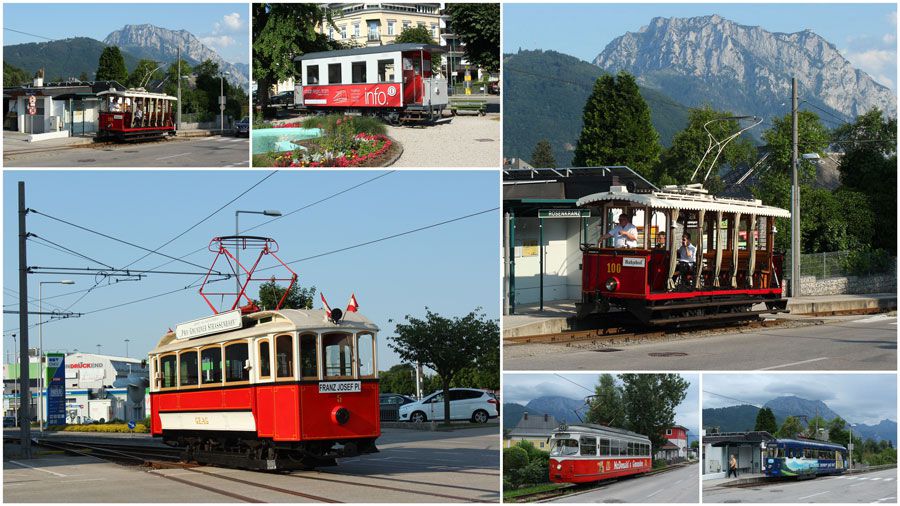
[676,233,697,282]
[600,213,638,248]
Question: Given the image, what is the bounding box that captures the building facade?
[4,79,125,139]
[657,425,690,460]
[505,411,559,450]
[322,3,443,47]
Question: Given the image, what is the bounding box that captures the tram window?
[276,335,293,378]
[550,439,579,457]
[200,347,222,384]
[300,334,318,378]
[351,61,367,84]
[357,333,375,378]
[628,442,635,456]
[179,350,198,386]
[258,340,271,379]
[224,342,249,382]
[580,436,597,456]
[328,63,342,85]
[378,59,395,82]
[600,438,610,456]
[160,355,176,389]
[323,333,354,378]
[306,65,319,85]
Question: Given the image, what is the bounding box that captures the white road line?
[646,488,664,498]
[798,491,829,500]
[846,314,895,324]
[857,477,870,480]
[758,357,829,370]
[875,496,896,503]
[156,152,192,160]
[869,477,883,480]
[850,481,870,487]
[882,477,895,481]
[8,460,67,477]
[60,478,106,484]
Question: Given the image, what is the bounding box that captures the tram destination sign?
[176,310,242,340]
[319,381,362,393]
[538,209,591,219]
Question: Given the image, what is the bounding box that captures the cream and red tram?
[97,88,177,141]
[549,424,652,484]
[149,309,380,470]
[577,184,791,324]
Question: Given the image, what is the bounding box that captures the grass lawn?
[503,483,568,501]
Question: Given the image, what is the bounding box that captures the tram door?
[402,54,423,105]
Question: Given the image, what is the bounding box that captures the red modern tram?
[548,423,652,484]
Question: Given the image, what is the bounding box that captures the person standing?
[599,213,638,248]
[727,454,738,478]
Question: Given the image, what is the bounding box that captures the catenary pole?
[790,77,801,297]
[18,181,32,458]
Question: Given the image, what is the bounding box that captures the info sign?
[175,310,242,340]
[45,353,66,426]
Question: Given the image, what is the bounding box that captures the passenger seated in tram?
[655,231,667,249]
[675,233,697,284]
[599,212,638,248]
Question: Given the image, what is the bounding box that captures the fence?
[785,250,895,280]
[380,405,400,422]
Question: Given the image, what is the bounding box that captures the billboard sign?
[46,353,66,426]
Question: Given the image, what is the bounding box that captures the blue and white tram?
[764,439,848,478]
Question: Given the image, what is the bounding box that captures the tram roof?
[151,309,379,354]
[97,88,177,100]
[772,438,847,451]
[553,423,650,441]
[577,185,791,218]
[295,43,445,62]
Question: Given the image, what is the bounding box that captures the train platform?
[702,472,767,489]
[4,129,231,156]
[502,293,897,338]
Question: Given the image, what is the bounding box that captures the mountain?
[103,24,248,88]
[595,15,897,126]
[764,395,840,426]
[503,49,690,167]
[3,37,140,82]
[503,403,527,431]
[523,395,586,425]
[702,404,760,433]
[853,419,898,445]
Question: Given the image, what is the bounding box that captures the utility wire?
[4,27,55,41]
[29,234,114,269]
[554,373,596,394]
[702,390,763,408]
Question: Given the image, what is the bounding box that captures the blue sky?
[504,3,898,89]
[3,170,499,370]
[3,3,249,64]
[503,373,700,441]
[703,374,897,426]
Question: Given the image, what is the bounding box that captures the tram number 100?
[606,263,622,274]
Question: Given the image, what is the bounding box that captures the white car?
[398,388,498,423]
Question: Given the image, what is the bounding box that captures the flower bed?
[272,132,393,167]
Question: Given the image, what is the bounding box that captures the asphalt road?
[5,136,249,167]
[3,426,499,503]
[504,314,897,371]
[703,468,897,503]
[550,463,699,503]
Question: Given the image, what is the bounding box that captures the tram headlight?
[556,464,562,470]
[605,277,619,292]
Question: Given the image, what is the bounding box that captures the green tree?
[378,363,416,395]
[754,407,778,434]
[95,46,128,83]
[619,373,689,452]
[503,445,529,487]
[78,71,90,82]
[655,105,756,191]
[827,417,850,447]
[3,62,31,87]
[572,72,661,179]
[253,3,343,115]
[254,281,315,310]
[585,374,624,427]
[394,25,441,72]
[530,139,557,169]
[777,416,804,438]
[832,108,897,254]
[128,59,163,89]
[804,415,828,438]
[443,3,500,72]
[389,308,498,424]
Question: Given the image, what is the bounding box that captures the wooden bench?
[450,99,486,116]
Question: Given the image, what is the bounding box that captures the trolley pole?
[18,181,32,458]
[790,77,801,297]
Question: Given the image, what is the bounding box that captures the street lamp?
[39,280,74,433]
[234,210,283,297]
[219,72,232,132]
[790,152,821,298]
[848,423,857,472]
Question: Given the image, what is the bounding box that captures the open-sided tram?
[97,88,177,141]
[548,423,652,484]
[576,184,791,325]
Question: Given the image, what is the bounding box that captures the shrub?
[652,459,668,469]
[504,446,529,473]
[841,248,894,277]
[48,423,149,433]
[519,459,549,485]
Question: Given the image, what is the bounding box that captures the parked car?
[233,116,250,137]
[269,90,294,107]
[398,388,498,423]
[488,81,500,95]
[3,416,16,427]
[380,393,416,407]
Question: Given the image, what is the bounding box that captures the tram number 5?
[607,263,622,274]
[194,416,209,425]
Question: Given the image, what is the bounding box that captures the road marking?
[875,496,896,503]
[882,477,894,481]
[798,491,829,500]
[60,478,105,484]
[869,477,882,480]
[8,460,67,477]
[857,477,870,480]
[846,314,895,325]
[758,357,829,370]
[156,152,192,160]
[646,488,664,498]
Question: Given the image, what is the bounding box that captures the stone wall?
[799,270,897,296]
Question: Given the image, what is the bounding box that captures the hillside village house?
[505,411,559,450]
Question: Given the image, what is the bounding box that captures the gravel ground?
[388,114,500,167]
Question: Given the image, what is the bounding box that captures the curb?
[4,141,95,156]
[383,135,403,167]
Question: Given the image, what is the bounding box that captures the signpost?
[27,95,37,133]
[128,419,136,437]
[45,353,66,427]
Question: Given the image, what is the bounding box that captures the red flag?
[346,293,359,313]
[320,293,332,318]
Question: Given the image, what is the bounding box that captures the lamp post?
[39,280,74,433]
[124,338,130,358]
[848,423,857,472]
[10,334,17,428]
[219,72,231,132]
[234,210,282,297]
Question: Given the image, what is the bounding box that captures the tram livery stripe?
[149,471,264,503]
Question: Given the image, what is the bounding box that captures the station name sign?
[538,209,591,219]
[176,310,242,340]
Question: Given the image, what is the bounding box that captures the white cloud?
[889,10,896,27]
[200,35,235,49]
[883,33,896,45]
[213,12,244,34]
[844,47,897,89]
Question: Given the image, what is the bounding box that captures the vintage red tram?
[577,184,791,325]
[293,43,448,123]
[97,88,176,141]
[549,424,652,484]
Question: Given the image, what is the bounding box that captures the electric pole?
[790,77,801,297]
[18,181,32,458]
